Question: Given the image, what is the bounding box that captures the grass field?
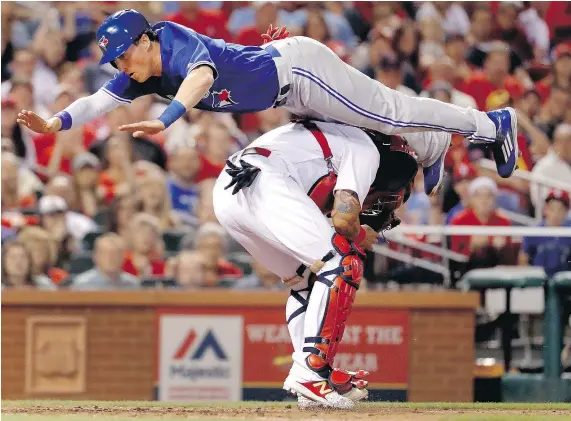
[3,401,571,421]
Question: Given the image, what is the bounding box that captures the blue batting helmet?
[97,9,151,65]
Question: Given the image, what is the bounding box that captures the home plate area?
[3,401,571,421]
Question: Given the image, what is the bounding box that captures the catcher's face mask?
[361,187,411,232]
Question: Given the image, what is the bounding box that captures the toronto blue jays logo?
[99,36,108,51]
[211,89,237,108]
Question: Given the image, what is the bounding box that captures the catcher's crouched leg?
[283,234,369,408]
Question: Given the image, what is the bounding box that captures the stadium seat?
[93,209,108,228]
[82,230,103,251]
[57,275,75,288]
[458,267,547,373]
[141,278,179,289]
[20,208,39,216]
[163,231,185,252]
[67,252,94,274]
[544,272,571,379]
[227,251,253,276]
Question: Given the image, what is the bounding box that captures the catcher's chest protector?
[302,121,338,215]
[303,122,417,216]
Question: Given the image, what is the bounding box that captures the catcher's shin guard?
[303,234,363,388]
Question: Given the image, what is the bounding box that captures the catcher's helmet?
[360,131,418,232]
[97,9,151,65]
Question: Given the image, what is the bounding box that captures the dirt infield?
[3,401,571,421]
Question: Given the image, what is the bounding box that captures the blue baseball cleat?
[486,107,519,178]
[423,134,450,197]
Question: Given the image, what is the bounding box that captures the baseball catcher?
[213,119,419,409]
[18,9,518,199]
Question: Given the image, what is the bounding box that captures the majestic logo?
[173,329,227,361]
[98,36,109,51]
[211,89,237,108]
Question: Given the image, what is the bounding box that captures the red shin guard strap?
[304,254,363,372]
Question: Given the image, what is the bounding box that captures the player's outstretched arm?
[118,66,214,138]
[18,89,120,134]
[17,111,62,134]
[331,190,377,250]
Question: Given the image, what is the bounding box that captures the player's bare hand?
[118,119,165,138]
[17,110,61,134]
[359,225,378,251]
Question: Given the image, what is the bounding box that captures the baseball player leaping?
[213,118,420,409]
[18,9,518,198]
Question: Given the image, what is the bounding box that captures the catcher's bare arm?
[331,190,361,240]
[331,190,377,250]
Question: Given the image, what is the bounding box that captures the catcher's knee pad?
[304,234,363,376]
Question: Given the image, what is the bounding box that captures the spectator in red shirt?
[302,10,348,62]
[195,121,233,183]
[535,85,571,139]
[38,195,77,269]
[235,2,277,46]
[463,43,524,110]
[517,88,542,120]
[444,34,472,91]
[1,152,37,211]
[450,177,513,271]
[104,193,138,246]
[71,152,103,218]
[446,163,478,224]
[166,250,207,289]
[535,42,571,104]
[541,2,571,45]
[138,171,181,231]
[122,213,166,279]
[98,133,136,205]
[17,226,69,286]
[515,91,551,166]
[166,2,231,41]
[189,222,243,287]
[493,2,533,62]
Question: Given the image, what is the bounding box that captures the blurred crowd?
[1,1,570,291]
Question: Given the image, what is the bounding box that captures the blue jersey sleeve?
[101,72,143,104]
[163,23,218,80]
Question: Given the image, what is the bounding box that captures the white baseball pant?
[266,36,496,146]
[213,154,355,383]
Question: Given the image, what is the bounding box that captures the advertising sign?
[243,308,408,388]
[156,307,408,399]
[158,315,243,401]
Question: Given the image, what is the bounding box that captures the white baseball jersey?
[247,121,380,206]
[214,121,385,384]
[213,121,379,281]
